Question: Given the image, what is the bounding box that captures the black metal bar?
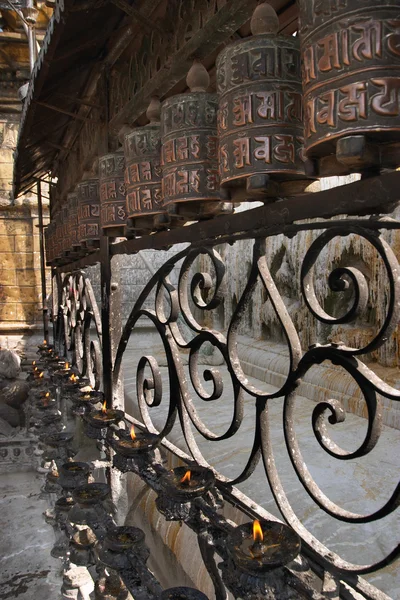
[37,180,49,343]
[100,231,113,405]
[111,171,400,256]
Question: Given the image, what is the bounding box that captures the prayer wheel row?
[45,0,400,265]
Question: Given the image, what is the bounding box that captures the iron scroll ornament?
[55,271,103,389]
[113,224,400,582]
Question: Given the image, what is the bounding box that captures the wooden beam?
[50,92,102,109]
[110,0,165,35]
[109,0,259,132]
[34,100,102,122]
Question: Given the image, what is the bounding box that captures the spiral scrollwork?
[67,218,400,593]
[55,271,102,389]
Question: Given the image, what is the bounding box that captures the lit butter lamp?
[112,424,160,456]
[54,361,75,379]
[38,339,53,352]
[62,372,83,392]
[75,387,104,405]
[84,401,124,428]
[36,391,56,410]
[230,519,301,575]
[161,466,215,502]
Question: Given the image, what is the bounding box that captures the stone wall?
[0,117,50,354]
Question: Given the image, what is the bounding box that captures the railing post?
[37,180,49,343]
[100,235,113,406]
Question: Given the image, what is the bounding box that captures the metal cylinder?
[216,3,305,197]
[123,98,164,232]
[299,0,400,172]
[99,151,127,236]
[53,212,63,265]
[67,190,80,253]
[161,62,226,220]
[77,174,100,249]
[61,202,70,259]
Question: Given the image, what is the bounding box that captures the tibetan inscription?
[123,125,163,218]
[161,94,221,205]
[77,178,100,244]
[99,152,127,234]
[299,1,400,158]
[216,36,305,187]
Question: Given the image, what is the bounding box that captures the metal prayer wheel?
[61,202,71,260]
[161,62,231,221]
[53,212,64,266]
[67,190,81,256]
[123,97,165,235]
[77,171,100,251]
[99,151,127,237]
[216,3,308,200]
[299,0,400,175]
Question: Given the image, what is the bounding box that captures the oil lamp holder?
[83,420,109,441]
[220,520,302,600]
[108,427,160,461]
[97,526,150,570]
[68,483,111,536]
[112,449,157,479]
[161,587,210,600]
[83,408,124,439]
[94,569,129,600]
[59,461,91,491]
[155,465,216,521]
[69,527,97,567]
[155,494,193,522]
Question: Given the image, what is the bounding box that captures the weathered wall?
[0,117,50,353]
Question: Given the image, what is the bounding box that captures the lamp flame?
[39,371,44,379]
[32,360,36,366]
[43,340,47,345]
[45,392,50,398]
[70,374,77,382]
[102,401,107,414]
[65,362,70,370]
[130,425,136,441]
[180,470,191,484]
[253,520,263,543]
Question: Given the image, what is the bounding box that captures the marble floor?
[0,471,61,600]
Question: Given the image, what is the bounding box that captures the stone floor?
[121,329,400,599]
[0,471,61,600]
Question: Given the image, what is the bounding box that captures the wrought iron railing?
[51,172,400,600]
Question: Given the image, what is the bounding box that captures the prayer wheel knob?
[146,96,161,123]
[250,1,279,36]
[186,59,210,92]
[118,124,133,146]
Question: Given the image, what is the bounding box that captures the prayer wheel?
[123,97,165,235]
[53,211,64,266]
[161,61,231,221]
[99,151,127,237]
[299,0,400,174]
[67,189,82,256]
[77,170,100,251]
[61,202,70,260]
[216,2,308,200]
